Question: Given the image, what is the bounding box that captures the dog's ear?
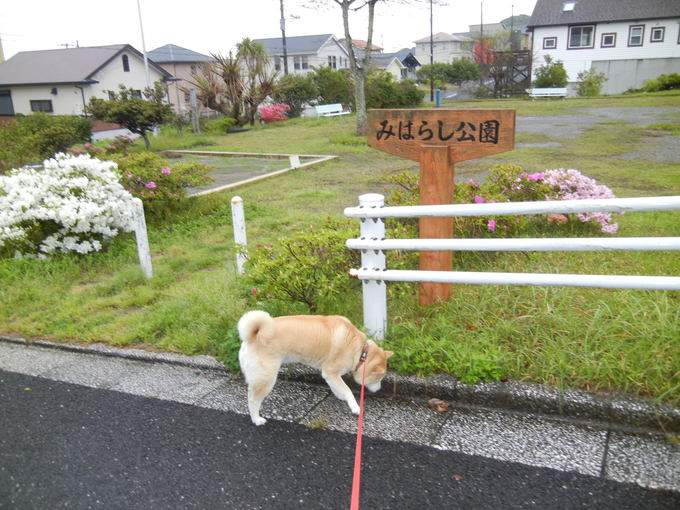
[384,350,394,359]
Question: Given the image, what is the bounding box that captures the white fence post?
[132,198,153,278]
[231,196,247,274]
[289,155,301,169]
[357,193,387,340]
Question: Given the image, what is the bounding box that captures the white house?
[413,33,474,65]
[252,34,350,76]
[0,44,173,117]
[370,53,405,81]
[527,0,680,94]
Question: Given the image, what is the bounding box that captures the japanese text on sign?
[375,119,501,144]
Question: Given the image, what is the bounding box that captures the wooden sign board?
[367,108,516,306]
[367,109,515,163]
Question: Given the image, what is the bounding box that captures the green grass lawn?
[1,92,679,406]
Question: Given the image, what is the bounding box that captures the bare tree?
[307,1,438,136]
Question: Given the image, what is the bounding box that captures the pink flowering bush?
[386,164,620,238]
[543,168,619,234]
[68,135,135,157]
[109,152,213,213]
[258,103,291,123]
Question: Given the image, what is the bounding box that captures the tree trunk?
[339,0,376,137]
[142,132,151,151]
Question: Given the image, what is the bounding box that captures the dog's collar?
[355,342,369,372]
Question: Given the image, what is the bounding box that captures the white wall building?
[0,44,172,117]
[527,0,680,94]
[253,34,350,76]
[413,33,474,65]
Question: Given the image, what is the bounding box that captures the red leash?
[350,354,367,510]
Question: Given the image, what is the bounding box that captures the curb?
[2,335,678,434]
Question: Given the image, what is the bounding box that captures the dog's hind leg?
[246,372,277,426]
[322,370,360,415]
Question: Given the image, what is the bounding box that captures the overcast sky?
[1,0,537,59]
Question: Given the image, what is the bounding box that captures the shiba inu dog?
[237,310,394,426]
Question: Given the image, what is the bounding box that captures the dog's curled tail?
[237,310,274,343]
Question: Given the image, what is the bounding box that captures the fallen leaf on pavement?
[427,398,450,413]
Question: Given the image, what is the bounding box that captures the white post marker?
[357,193,387,340]
[231,196,248,274]
[289,155,301,169]
[132,198,153,278]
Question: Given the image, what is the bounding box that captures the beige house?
[413,32,474,65]
[0,44,172,117]
[148,44,213,115]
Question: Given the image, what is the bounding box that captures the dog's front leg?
[322,370,360,415]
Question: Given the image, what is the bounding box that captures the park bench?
[314,103,350,117]
[526,87,568,99]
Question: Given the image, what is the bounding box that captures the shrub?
[385,164,620,236]
[576,69,607,96]
[311,67,354,109]
[258,103,291,123]
[366,72,424,108]
[0,113,92,173]
[205,117,238,134]
[273,74,319,118]
[642,73,680,92]
[241,218,361,314]
[110,152,213,207]
[533,55,568,88]
[0,153,136,258]
[69,135,135,157]
[542,168,619,233]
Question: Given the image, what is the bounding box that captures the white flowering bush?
[0,153,137,258]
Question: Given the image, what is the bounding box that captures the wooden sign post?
[367,108,516,306]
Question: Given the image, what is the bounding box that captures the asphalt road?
[2,371,678,510]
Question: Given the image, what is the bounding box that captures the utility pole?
[280,0,289,75]
[479,1,484,88]
[136,0,151,89]
[429,0,434,102]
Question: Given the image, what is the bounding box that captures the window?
[30,100,53,112]
[293,55,308,70]
[122,54,130,72]
[274,56,281,71]
[650,27,665,43]
[568,25,594,48]
[543,37,557,49]
[601,33,616,47]
[131,90,142,99]
[562,1,576,12]
[190,64,198,75]
[628,25,644,46]
[328,55,337,69]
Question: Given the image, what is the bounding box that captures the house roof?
[350,39,382,52]
[413,32,473,44]
[0,44,172,87]
[394,48,421,67]
[528,0,680,28]
[371,53,403,69]
[148,44,213,64]
[252,34,347,55]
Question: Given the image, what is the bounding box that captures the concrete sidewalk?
[1,336,678,492]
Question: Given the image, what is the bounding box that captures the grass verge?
[1,93,679,405]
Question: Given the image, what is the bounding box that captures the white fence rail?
[344,193,680,340]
